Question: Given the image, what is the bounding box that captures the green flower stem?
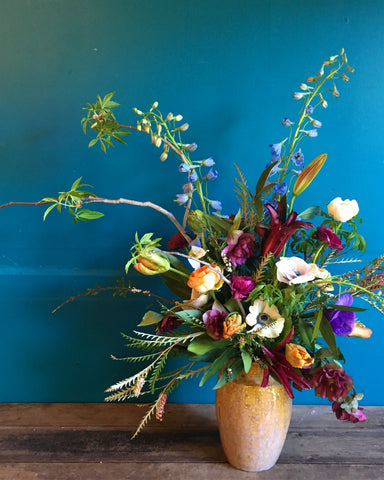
[168,267,190,279]
[279,60,346,188]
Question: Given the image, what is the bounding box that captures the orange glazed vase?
[215,363,292,472]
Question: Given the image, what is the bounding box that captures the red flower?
[332,401,367,424]
[167,232,188,250]
[315,226,343,251]
[260,203,313,258]
[156,314,182,334]
[310,363,353,401]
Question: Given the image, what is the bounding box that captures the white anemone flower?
[246,299,285,338]
[276,257,330,285]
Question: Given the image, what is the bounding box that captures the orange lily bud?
[292,153,327,197]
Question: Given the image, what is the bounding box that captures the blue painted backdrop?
[1,0,383,405]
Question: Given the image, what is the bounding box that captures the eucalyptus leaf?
[138,311,163,327]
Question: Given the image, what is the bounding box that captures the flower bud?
[159,152,168,162]
[151,101,159,110]
[174,114,183,121]
[306,76,317,83]
[133,107,143,115]
[292,153,327,197]
[155,137,162,148]
[166,112,173,121]
[332,82,340,97]
[134,252,170,275]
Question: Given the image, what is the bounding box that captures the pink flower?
[222,230,255,265]
[332,402,367,423]
[230,276,255,300]
[222,230,255,266]
[315,226,343,251]
[310,363,353,401]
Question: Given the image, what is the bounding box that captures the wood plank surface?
[0,404,382,480]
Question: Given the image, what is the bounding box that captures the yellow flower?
[187,264,223,295]
[223,313,245,339]
[285,343,314,368]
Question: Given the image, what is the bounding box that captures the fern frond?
[111,352,161,363]
[131,402,158,439]
[148,353,169,394]
[177,365,210,381]
[105,386,136,402]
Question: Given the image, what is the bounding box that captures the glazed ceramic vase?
[215,363,292,472]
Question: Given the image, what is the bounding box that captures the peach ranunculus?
[223,313,246,339]
[187,264,224,296]
[285,343,314,368]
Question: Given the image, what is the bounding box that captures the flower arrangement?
[4,49,383,438]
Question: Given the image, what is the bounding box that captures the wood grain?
[0,404,382,480]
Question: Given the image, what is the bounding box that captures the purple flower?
[188,170,198,184]
[202,157,215,167]
[273,182,287,195]
[291,150,304,166]
[202,309,226,339]
[230,276,255,300]
[206,168,219,180]
[306,105,314,115]
[315,226,343,251]
[222,230,256,266]
[325,293,356,336]
[332,402,367,424]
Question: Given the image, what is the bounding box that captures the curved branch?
[0,200,50,209]
[83,196,191,242]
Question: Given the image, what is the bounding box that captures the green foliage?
[41,177,104,223]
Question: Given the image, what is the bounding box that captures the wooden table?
[0,403,382,479]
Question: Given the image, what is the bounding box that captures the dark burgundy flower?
[310,363,353,401]
[167,232,188,250]
[260,328,312,399]
[325,293,356,336]
[156,313,182,334]
[222,230,255,266]
[332,401,367,423]
[202,309,226,340]
[230,276,255,300]
[315,226,343,251]
[260,203,313,258]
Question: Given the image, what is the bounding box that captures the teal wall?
[1,0,383,405]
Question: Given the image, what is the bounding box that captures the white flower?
[246,299,285,338]
[188,245,207,269]
[327,197,359,222]
[276,257,330,285]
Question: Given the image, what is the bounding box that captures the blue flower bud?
[209,200,222,211]
[178,163,190,173]
[207,168,219,180]
[175,194,189,204]
[202,157,215,167]
[188,170,198,184]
